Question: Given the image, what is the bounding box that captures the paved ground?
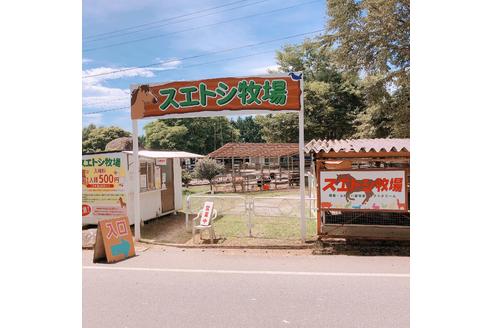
[83,246,409,328]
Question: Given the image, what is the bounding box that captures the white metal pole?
[132,120,141,241]
[299,74,306,242]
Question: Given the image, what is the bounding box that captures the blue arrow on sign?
[111,238,130,257]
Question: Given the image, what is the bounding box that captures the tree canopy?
[257,39,365,142]
[142,117,239,154]
[143,120,188,150]
[193,158,225,192]
[255,0,409,140]
[324,0,410,137]
[82,125,131,153]
[232,116,264,143]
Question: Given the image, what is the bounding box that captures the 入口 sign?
[93,217,136,263]
[130,74,302,119]
[319,170,408,211]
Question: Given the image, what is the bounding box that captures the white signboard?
[319,170,407,211]
[156,158,167,165]
[82,153,127,223]
[200,201,214,226]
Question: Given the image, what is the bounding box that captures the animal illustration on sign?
[131,84,158,119]
[372,203,380,209]
[335,174,381,205]
[118,197,126,208]
[397,198,406,210]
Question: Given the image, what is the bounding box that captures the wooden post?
[260,163,264,190]
[278,156,282,189]
[231,156,235,193]
[299,75,306,242]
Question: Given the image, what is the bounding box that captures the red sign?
[319,170,408,211]
[82,204,91,217]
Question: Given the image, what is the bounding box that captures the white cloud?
[82,58,93,64]
[248,65,281,75]
[82,59,181,109]
[221,51,279,76]
[83,113,103,126]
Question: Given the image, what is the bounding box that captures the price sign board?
[82,153,127,223]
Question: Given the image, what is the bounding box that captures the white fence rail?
[185,194,316,239]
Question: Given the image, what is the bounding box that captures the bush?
[182,170,192,188]
[193,158,225,193]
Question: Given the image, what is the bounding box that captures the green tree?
[181,170,192,188]
[232,116,264,143]
[82,124,97,141]
[255,113,299,143]
[143,117,239,155]
[82,125,131,153]
[257,39,364,142]
[324,0,410,137]
[143,120,188,150]
[193,158,225,193]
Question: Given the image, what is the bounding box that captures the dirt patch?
[182,235,315,247]
[141,212,192,244]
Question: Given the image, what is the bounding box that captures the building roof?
[122,150,204,159]
[304,138,410,154]
[207,143,299,158]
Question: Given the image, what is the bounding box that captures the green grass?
[182,184,316,242]
[183,185,210,196]
[213,214,316,240]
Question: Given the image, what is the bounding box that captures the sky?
[82,0,327,134]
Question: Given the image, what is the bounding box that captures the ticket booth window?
[139,162,156,192]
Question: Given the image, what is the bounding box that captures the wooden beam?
[320,224,410,241]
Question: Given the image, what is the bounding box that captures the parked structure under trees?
[207,143,312,192]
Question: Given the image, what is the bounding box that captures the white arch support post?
[132,119,141,241]
[299,75,306,242]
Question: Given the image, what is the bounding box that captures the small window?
[139,161,156,192]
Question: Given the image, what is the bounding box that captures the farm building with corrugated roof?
[207,143,312,192]
[304,138,410,240]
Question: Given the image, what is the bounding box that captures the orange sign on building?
[131,73,302,119]
[93,217,136,263]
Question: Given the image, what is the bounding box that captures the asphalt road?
[83,247,409,328]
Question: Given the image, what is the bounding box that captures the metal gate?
[185,194,316,240]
